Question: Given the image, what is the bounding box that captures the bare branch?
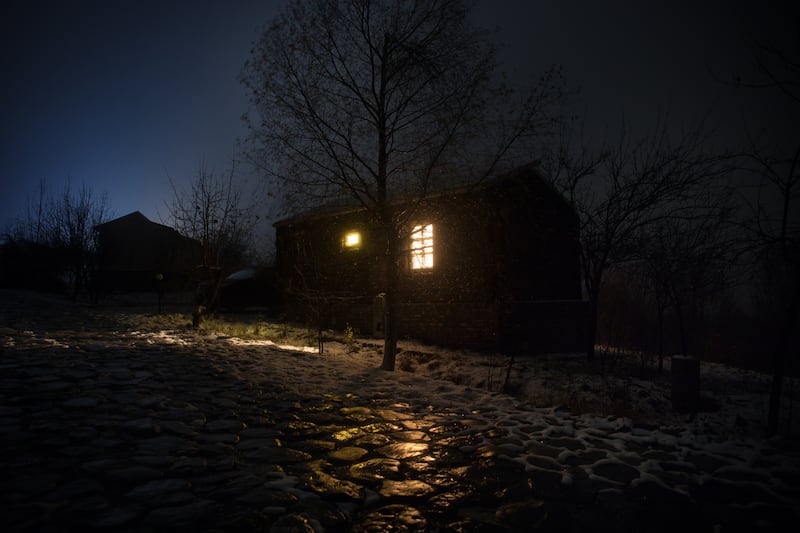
[241,0,563,370]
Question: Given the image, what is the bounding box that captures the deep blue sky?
[2,0,282,228]
[1,0,792,236]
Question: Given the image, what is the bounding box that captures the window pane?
[411,224,434,269]
[343,231,361,248]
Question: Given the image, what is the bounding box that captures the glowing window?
[343,231,361,249]
[410,224,434,269]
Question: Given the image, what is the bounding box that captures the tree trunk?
[380,230,400,371]
[586,293,599,361]
[657,306,665,374]
[767,284,800,436]
[767,339,787,436]
[674,301,689,357]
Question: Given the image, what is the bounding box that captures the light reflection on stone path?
[1,305,799,531]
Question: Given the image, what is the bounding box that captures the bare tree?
[4,179,50,244]
[44,180,111,300]
[640,193,739,370]
[241,0,563,370]
[2,179,112,298]
[164,162,259,313]
[546,118,732,361]
[734,40,800,436]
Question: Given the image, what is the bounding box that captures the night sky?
[1,0,792,236]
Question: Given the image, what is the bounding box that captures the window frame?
[408,223,434,270]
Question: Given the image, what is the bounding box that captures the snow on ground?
[2,287,798,524]
[124,324,800,514]
[131,325,798,448]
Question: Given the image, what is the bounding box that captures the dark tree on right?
[734,40,800,436]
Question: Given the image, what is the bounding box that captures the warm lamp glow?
[344,231,361,248]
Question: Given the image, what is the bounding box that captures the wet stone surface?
[2,299,800,531]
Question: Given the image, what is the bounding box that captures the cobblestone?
[2,291,799,531]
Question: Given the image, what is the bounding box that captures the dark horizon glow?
[1,0,793,235]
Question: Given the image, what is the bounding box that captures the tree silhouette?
[735,40,800,436]
[546,118,732,361]
[3,179,111,300]
[640,194,739,368]
[242,0,562,370]
[164,162,258,313]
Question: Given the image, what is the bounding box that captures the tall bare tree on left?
[164,162,259,314]
[50,181,111,300]
[4,179,111,300]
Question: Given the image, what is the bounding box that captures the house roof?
[97,211,201,245]
[95,211,202,271]
[96,211,177,233]
[273,162,570,228]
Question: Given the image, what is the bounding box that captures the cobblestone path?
[1,293,798,531]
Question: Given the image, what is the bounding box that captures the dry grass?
[5,288,795,436]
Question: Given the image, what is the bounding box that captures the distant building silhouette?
[95,211,201,293]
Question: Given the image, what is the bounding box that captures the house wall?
[499,300,590,353]
[398,301,500,350]
[275,211,381,298]
[274,167,588,353]
[392,175,582,305]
